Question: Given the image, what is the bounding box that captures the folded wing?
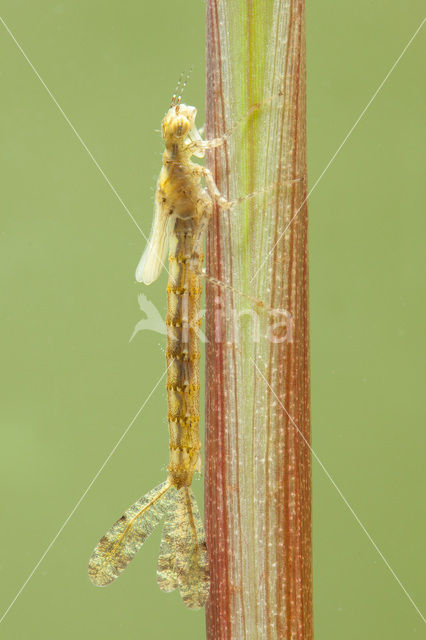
[135,197,172,285]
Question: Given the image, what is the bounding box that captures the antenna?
[176,67,193,107]
[170,71,184,108]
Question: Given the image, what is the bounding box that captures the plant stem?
[204,1,312,638]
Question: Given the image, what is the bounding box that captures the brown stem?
[204,1,312,638]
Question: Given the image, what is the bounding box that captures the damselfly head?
[162,103,198,144]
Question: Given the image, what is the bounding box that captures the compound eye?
[171,116,190,138]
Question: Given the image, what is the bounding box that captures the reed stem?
[205,2,312,638]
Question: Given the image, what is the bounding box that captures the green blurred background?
[0,2,424,638]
